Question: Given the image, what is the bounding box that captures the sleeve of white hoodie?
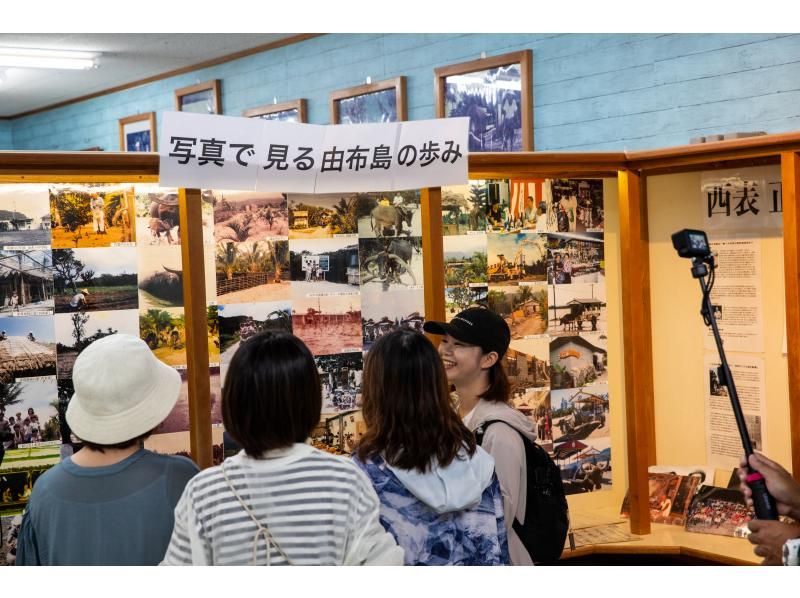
[482,423,526,532]
[343,465,405,566]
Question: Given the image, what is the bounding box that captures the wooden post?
[781,151,800,475]
[179,187,212,469]
[420,187,445,329]
[618,168,656,535]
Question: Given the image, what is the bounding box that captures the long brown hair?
[357,329,476,472]
[479,360,511,403]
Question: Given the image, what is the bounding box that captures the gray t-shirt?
[16,449,198,565]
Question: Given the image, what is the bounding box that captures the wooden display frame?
[329,76,406,124]
[242,99,307,122]
[118,111,157,152]
[4,132,800,564]
[174,79,222,114]
[435,50,533,152]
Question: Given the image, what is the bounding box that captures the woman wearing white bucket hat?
[15,334,199,565]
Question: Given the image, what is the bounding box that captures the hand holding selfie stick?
[672,229,779,521]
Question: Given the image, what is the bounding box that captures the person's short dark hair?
[222,331,321,457]
[480,360,511,403]
[80,429,155,453]
[357,329,476,472]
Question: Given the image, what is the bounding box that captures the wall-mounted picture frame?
[174,80,222,114]
[330,76,406,124]
[435,50,533,152]
[118,112,157,152]
[242,99,307,123]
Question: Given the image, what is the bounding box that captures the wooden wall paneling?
[420,187,445,329]
[179,187,213,469]
[617,168,656,535]
[781,151,800,475]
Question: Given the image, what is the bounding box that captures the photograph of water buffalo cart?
[49,184,136,248]
[549,334,608,390]
[317,352,363,414]
[487,232,546,284]
[546,232,604,285]
[215,240,290,304]
[288,193,357,239]
[0,186,51,248]
[52,247,137,313]
[443,234,487,287]
[0,316,56,382]
[549,178,604,233]
[290,238,359,294]
[487,283,547,339]
[291,294,362,356]
[548,282,606,337]
[211,189,288,242]
[440,182,487,235]
[356,190,420,238]
[551,387,609,443]
[137,245,183,309]
[0,250,54,316]
[359,237,423,291]
[54,308,139,380]
[553,440,612,495]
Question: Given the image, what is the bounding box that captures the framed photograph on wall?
[435,50,533,152]
[174,80,222,114]
[118,112,157,152]
[330,76,406,124]
[242,99,307,123]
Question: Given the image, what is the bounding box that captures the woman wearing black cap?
[424,307,537,566]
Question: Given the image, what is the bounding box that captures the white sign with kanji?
[701,166,783,232]
[159,111,469,193]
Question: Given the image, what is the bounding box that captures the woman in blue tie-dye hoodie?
[352,329,509,566]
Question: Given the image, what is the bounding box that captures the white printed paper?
[393,117,469,190]
[701,166,783,232]
[255,120,326,193]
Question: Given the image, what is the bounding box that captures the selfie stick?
[672,229,778,521]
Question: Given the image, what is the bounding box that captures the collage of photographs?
[0,183,223,538]
[440,177,610,494]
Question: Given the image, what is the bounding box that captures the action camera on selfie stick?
[671,228,779,521]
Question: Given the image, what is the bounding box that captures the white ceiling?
[0,33,300,117]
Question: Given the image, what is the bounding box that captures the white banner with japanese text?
[159,111,469,193]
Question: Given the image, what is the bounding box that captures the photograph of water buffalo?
[487,283,547,339]
[547,232,604,285]
[49,185,136,248]
[0,250,54,315]
[135,188,180,245]
[336,87,398,124]
[0,377,60,448]
[0,186,52,248]
[216,240,290,304]
[290,238,360,295]
[551,384,611,494]
[361,287,425,350]
[138,245,183,309]
[53,247,137,313]
[0,316,56,382]
[359,237,423,291]
[549,334,608,390]
[288,193,357,238]
[443,234,487,287]
[548,282,606,337]
[505,337,550,392]
[218,301,292,377]
[292,294,362,356]
[140,307,195,367]
[54,309,139,379]
[441,182,487,235]
[356,190,421,238]
[154,367,223,435]
[550,179,604,233]
[487,232,546,285]
[212,190,288,241]
[317,352,363,414]
[444,63,523,152]
[444,284,488,320]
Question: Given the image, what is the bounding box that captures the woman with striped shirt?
[162,331,403,566]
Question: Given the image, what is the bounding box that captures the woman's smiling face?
[437,333,485,386]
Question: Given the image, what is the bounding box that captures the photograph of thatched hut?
[440,182,487,235]
[0,250,54,316]
[487,283,547,339]
[0,316,56,382]
[0,186,52,247]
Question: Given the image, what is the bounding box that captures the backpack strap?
[474,419,527,529]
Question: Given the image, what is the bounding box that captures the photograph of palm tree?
[49,185,136,248]
[211,190,288,242]
[288,193,358,239]
[487,283,547,339]
[215,240,290,304]
[138,307,188,367]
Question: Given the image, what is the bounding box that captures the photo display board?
[441,178,611,495]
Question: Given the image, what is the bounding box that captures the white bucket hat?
[66,333,181,444]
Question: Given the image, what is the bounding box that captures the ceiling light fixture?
[0,47,99,70]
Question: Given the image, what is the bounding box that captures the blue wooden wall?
[7,32,800,152]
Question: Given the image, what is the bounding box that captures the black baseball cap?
[423,307,511,358]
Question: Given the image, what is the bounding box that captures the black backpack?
[475,420,569,564]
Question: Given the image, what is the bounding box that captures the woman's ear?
[480,351,499,370]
